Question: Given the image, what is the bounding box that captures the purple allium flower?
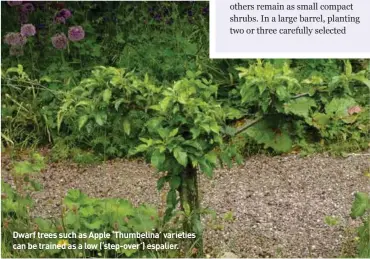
[51,33,68,49]
[58,9,72,19]
[20,24,36,37]
[202,6,209,15]
[55,16,66,24]
[9,45,24,56]
[21,3,34,13]
[7,1,22,6]
[68,26,85,42]
[4,32,27,46]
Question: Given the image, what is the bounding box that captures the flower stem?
[61,51,65,65]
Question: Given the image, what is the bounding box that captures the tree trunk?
[179,163,203,255]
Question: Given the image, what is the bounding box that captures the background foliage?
[2,1,369,157]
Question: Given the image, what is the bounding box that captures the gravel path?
[2,154,369,258]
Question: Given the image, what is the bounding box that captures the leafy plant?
[10,152,45,195]
[1,184,184,258]
[350,192,370,258]
[235,60,369,155]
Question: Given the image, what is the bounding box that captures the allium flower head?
[4,32,27,46]
[68,26,85,41]
[55,16,66,24]
[58,9,72,19]
[9,45,24,56]
[21,3,34,13]
[51,33,68,49]
[21,24,36,37]
[7,1,22,6]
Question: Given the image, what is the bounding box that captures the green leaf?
[80,206,95,218]
[134,144,148,154]
[83,219,103,230]
[114,98,126,111]
[169,176,181,189]
[151,149,165,169]
[199,159,213,177]
[205,151,218,166]
[33,218,52,232]
[160,97,172,112]
[13,161,34,175]
[276,86,290,101]
[325,97,357,118]
[311,112,330,130]
[128,205,157,232]
[284,97,316,119]
[344,60,352,76]
[246,120,293,153]
[166,189,177,209]
[146,118,164,133]
[78,115,89,130]
[350,192,369,218]
[190,128,201,139]
[106,199,135,217]
[352,73,370,89]
[169,128,179,137]
[183,202,191,216]
[103,89,112,103]
[210,122,220,134]
[173,147,187,166]
[123,119,131,135]
[94,112,107,126]
[157,128,169,139]
[157,176,167,191]
[30,180,43,191]
[65,189,85,203]
[64,212,79,228]
[184,42,197,55]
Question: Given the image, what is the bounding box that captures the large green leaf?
[150,149,165,169]
[83,219,104,230]
[325,97,357,118]
[173,147,187,166]
[169,176,181,189]
[199,158,213,177]
[13,161,34,175]
[102,89,112,103]
[246,120,293,153]
[105,199,135,217]
[94,112,107,126]
[284,97,316,119]
[310,112,331,130]
[156,176,167,191]
[78,115,89,130]
[123,119,131,135]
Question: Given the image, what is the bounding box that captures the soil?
[2,153,370,258]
